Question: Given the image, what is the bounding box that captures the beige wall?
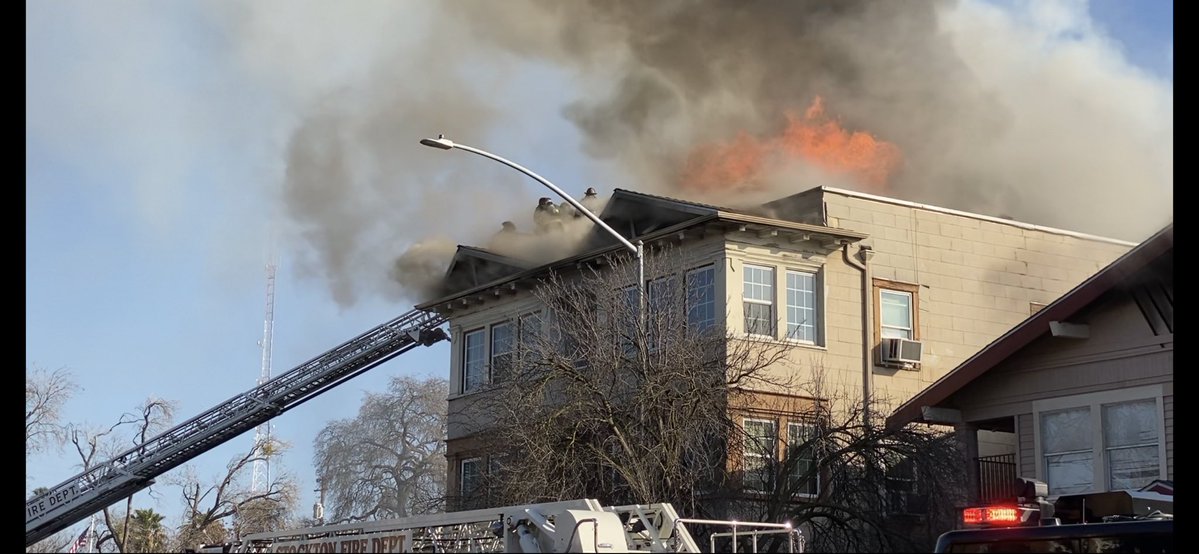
[439,190,1135,475]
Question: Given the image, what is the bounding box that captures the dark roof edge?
[417,212,866,310]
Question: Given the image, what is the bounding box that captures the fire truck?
[187,498,803,553]
[934,477,1173,553]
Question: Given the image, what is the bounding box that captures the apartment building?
[416,186,1134,507]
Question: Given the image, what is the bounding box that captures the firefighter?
[533,197,560,233]
[578,187,601,218]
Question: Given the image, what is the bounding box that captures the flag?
[65,520,92,554]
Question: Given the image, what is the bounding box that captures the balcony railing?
[976,453,1018,503]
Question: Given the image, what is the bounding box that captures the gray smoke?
[224,0,1171,306]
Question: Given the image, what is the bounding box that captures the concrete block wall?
[816,191,1132,405]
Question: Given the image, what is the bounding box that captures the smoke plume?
[224,0,1171,306]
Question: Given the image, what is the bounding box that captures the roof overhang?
[416,213,866,313]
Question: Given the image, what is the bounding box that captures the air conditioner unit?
[881,337,923,367]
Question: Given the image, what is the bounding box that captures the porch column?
[955,422,980,505]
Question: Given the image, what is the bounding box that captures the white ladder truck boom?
[190,499,804,553]
[25,308,449,547]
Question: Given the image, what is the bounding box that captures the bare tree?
[460,246,793,517]
[24,526,73,553]
[313,375,448,522]
[168,437,298,550]
[67,398,174,553]
[729,371,969,553]
[26,364,78,456]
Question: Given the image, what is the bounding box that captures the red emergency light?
[962,506,1023,526]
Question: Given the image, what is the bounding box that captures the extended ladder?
[25,308,448,546]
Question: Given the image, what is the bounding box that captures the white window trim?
[460,328,486,395]
[1031,385,1167,494]
[742,264,777,338]
[686,264,717,332]
[489,321,513,384]
[879,288,914,340]
[786,421,820,498]
[460,457,483,497]
[784,268,822,346]
[743,418,777,490]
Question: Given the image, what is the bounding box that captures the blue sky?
[27,0,1171,539]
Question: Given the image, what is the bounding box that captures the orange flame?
[680,96,902,195]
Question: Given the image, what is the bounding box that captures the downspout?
[843,243,874,427]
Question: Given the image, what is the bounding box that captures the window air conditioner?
[881,337,923,367]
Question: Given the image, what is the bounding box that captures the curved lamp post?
[419,135,646,327]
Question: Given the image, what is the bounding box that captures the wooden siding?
[1164,394,1173,480]
[1018,413,1034,479]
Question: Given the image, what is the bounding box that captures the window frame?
[742,417,778,491]
[784,268,821,345]
[489,321,513,385]
[873,278,920,364]
[686,264,717,333]
[743,264,777,338]
[786,421,820,497]
[460,328,486,394]
[460,457,483,498]
[1032,386,1167,495]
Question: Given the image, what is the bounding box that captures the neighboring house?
[886,224,1172,504]
[416,186,1134,509]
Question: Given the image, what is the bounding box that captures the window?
[885,455,927,514]
[461,329,485,393]
[880,290,914,339]
[786,422,819,496]
[1034,388,1164,495]
[1103,400,1160,490]
[460,457,482,497]
[687,265,716,332]
[519,312,543,347]
[619,286,639,357]
[648,275,680,350]
[490,322,513,384]
[874,279,920,363]
[786,270,818,343]
[743,418,777,491]
[1041,407,1093,495]
[743,265,775,337]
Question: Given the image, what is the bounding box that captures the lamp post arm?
[448,143,639,256]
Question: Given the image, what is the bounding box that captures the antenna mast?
[251,250,277,494]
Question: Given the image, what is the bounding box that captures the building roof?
[416,188,867,311]
[885,223,1174,430]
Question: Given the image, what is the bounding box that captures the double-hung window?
[880,289,914,339]
[460,457,482,497]
[743,265,775,337]
[786,422,819,496]
[648,275,680,351]
[1035,388,1165,495]
[786,270,818,343]
[490,322,513,384]
[686,265,716,333]
[743,418,777,491]
[1041,407,1094,495]
[1103,400,1161,490]
[461,329,485,394]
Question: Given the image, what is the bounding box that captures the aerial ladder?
[25,308,449,546]
[190,499,804,553]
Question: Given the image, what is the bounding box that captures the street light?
[419,135,646,329]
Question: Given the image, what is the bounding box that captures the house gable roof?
[437,245,533,299]
[885,223,1174,430]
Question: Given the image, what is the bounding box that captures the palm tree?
[125,508,167,553]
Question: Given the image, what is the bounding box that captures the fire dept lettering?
[265,533,406,553]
